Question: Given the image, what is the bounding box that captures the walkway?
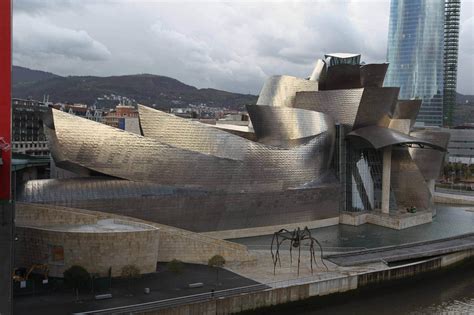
[326,233,474,266]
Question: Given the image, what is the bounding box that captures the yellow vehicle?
[13,264,49,282]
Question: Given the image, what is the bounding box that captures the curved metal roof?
[408,129,451,180]
[294,87,398,130]
[360,63,389,88]
[256,75,318,108]
[347,126,446,151]
[246,105,334,146]
[323,64,361,90]
[47,108,335,192]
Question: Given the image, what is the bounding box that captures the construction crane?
[13,264,49,282]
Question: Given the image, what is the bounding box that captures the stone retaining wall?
[144,250,474,314]
[15,203,254,266]
[15,203,160,277]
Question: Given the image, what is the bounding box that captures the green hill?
[12,66,257,110]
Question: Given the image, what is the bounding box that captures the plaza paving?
[13,263,261,315]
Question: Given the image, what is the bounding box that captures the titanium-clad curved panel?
[294,87,398,130]
[347,126,446,151]
[309,59,327,82]
[210,124,257,141]
[17,177,341,232]
[389,119,411,134]
[294,89,364,127]
[323,64,361,90]
[360,63,389,87]
[43,116,96,176]
[246,105,334,147]
[352,87,399,129]
[409,129,451,150]
[408,129,450,180]
[391,148,432,210]
[138,105,259,161]
[48,108,334,192]
[392,100,422,128]
[256,75,318,108]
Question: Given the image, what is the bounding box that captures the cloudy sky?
[12,0,474,95]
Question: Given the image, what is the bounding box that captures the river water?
[264,259,474,314]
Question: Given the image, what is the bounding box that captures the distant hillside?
[12,65,61,85]
[453,92,474,126]
[456,92,474,105]
[12,67,257,110]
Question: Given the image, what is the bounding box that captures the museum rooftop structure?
[19,53,450,233]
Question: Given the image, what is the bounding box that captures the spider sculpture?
[271,227,328,276]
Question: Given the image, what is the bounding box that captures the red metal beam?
[0,0,11,201]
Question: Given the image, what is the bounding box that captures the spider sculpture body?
[271,227,328,276]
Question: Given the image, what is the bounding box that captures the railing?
[74,254,450,315]
[73,282,270,315]
[74,271,362,315]
[435,184,474,196]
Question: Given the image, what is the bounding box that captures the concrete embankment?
[434,191,474,205]
[133,249,474,314]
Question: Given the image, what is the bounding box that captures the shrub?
[63,265,90,290]
[208,255,226,285]
[121,265,141,279]
[208,255,226,268]
[167,259,184,274]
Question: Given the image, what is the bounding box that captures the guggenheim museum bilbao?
[19,53,450,233]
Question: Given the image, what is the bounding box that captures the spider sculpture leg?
[289,232,293,266]
[271,232,278,275]
[297,232,302,276]
[313,237,328,271]
[277,237,286,268]
[309,239,314,274]
[304,227,329,271]
[271,229,295,275]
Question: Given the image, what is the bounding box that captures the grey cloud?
[13,15,111,62]
[13,0,81,14]
[11,1,474,95]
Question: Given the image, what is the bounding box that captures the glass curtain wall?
[385,0,445,127]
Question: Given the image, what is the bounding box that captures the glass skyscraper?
[385,0,447,127]
[443,0,461,126]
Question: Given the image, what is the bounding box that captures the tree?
[121,265,141,294]
[208,255,226,286]
[63,265,90,301]
[167,259,184,274]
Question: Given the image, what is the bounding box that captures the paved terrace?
[326,233,474,266]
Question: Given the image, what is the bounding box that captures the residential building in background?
[103,104,140,134]
[11,98,49,156]
[443,0,461,126]
[386,0,460,127]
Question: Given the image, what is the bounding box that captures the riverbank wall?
[434,191,474,205]
[147,249,474,315]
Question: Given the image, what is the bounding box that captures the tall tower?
[443,0,461,127]
[385,0,445,127]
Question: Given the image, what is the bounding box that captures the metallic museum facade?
[19,53,450,232]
